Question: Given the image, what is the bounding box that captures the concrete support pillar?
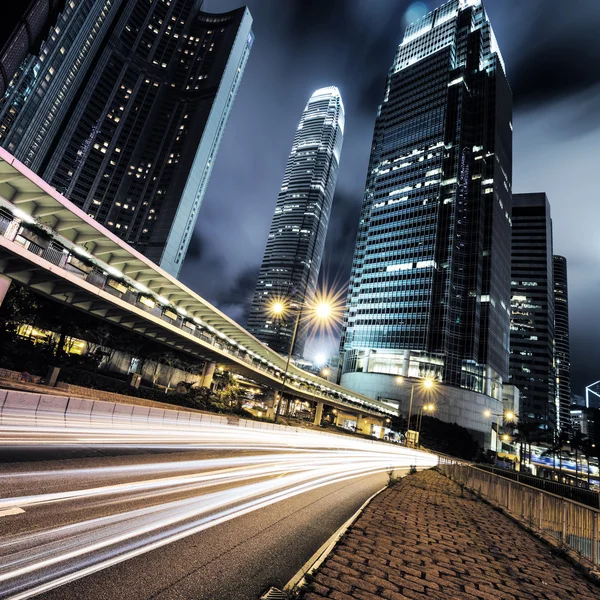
[313,401,324,426]
[128,373,142,389]
[379,421,386,440]
[264,390,277,420]
[0,274,11,306]
[45,366,60,387]
[356,413,363,434]
[401,350,410,377]
[201,361,216,389]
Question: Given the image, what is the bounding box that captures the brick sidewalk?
[301,469,600,600]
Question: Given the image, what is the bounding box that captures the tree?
[216,373,241,409]
[0,283,40,335]
[542,428,570,478]
[571,430,589,487]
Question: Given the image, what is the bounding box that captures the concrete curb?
[283,483,390,592]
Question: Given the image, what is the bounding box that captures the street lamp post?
[273,308,301,423]
[483,409,517,455]
[417,403,435,447]
[268,298,334,423]
[397,376,435,446]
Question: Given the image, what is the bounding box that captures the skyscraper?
[510,193,555,437]
[0,0,253,276]
[553,254,571,433]
[247,87,345,356]
[0,0,65,97]
[340,0,512,400]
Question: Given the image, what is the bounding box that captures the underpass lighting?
[176,307,187,316]
[132,282,149,293]
[106,266,123,278]
[156,296,170,305]
[13,208,35,223]
[73,246,92,259]
[193,317,202,325]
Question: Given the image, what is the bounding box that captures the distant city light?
[315,352,327,366]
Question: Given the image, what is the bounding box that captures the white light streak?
[0,407,437,598]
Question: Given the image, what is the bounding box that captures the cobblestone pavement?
[300,469,600,600]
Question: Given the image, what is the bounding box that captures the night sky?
[184,0,600,396]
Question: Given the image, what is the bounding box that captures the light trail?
[0,404,437,599]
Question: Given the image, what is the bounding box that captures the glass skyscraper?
[0,0,253,277]
[0,0,65,97]
[510,193,555,437]
[247,87,345,356]
[340,0,512,399]
[553,255,571,433]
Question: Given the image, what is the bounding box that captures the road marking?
[0,507,25,518]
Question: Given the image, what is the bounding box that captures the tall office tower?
[0,1,253,276]
[510,193,555,438]
[553,255,571,433]
[340,0,512,399]
[0,0,65,97]
[247,87,345,356]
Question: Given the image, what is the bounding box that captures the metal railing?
[438,460,600,566]
[477,464,600,509]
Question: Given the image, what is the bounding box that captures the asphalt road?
[39,465,386,600]
[0,407,437,599]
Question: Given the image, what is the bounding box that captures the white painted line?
[0,507,25,518]
[284,480,395,591]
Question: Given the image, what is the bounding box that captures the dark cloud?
[189,0,600,394]
[215,266,260,325]
[509,7,600,109]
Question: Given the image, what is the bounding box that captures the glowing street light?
[271,301,285,316]
[483,409,518,453]
[396,376,437,445]
[417,402,435,445]
[267,295,336,423]
[315,302,332,319]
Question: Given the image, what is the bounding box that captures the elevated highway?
[0,148,394,427]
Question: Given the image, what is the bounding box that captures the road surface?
[0,400,437,599]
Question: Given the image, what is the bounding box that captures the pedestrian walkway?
[301,469,600,600]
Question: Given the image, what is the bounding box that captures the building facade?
[0,0,66,97]
[0,0,253,276]
[247,87,345,356]
[339,0,512,403]
[510,193,555,438]
[553,254,571,432]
